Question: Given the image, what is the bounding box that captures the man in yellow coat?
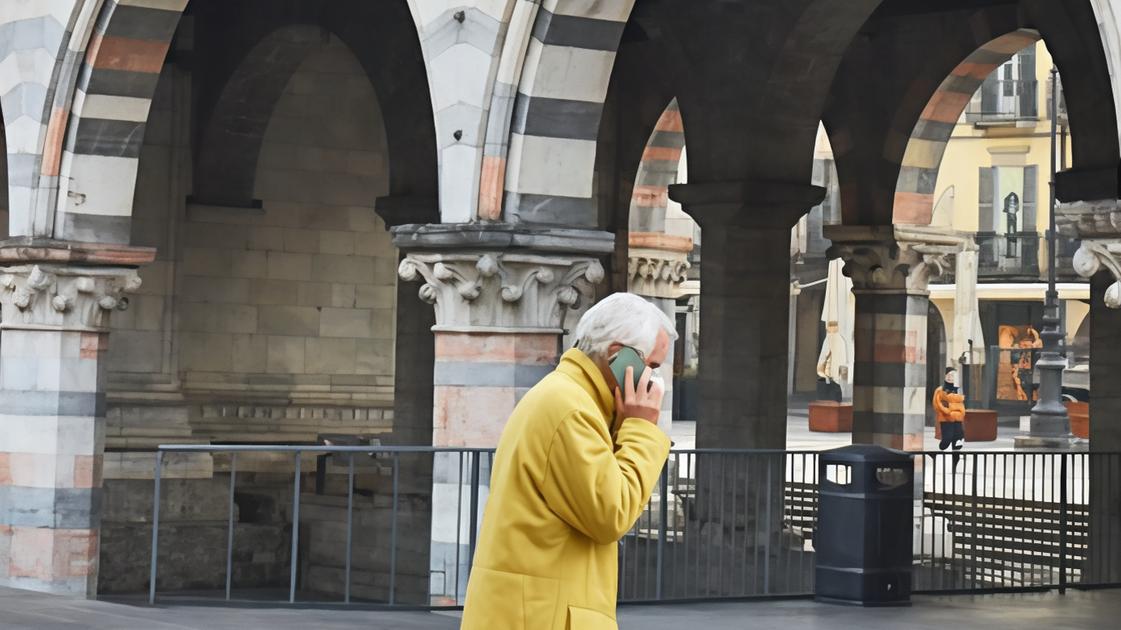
[461,293,675,629]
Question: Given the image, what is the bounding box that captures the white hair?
[573,293,678,360]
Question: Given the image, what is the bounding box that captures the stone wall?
[97,37,405,593]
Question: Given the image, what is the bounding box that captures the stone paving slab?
[2,588,1118,629]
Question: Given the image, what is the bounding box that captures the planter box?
[808,401,852,433]
[935,409,997,442]
[1066,401,1089,439]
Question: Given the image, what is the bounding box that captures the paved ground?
[2,588,1118,629]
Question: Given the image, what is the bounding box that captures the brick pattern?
[56,0,188,244]
[851,293,928,451]
[894,30,1040,224]
[0,329,109,596]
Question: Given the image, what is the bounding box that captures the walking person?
[933,367,966,466]
[460,293,675,630]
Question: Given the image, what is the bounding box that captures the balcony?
[964,78,1038,125]
[977,231,1040,279]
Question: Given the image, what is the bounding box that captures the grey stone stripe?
[645,129,684,149]
[80,66,161,99]
[0,16,66,61]
[938,73,983,98]
[71,118,146,158]
[434,362,554,388]
[510,94,603,141]
[0,486,101,529]
[503,192,597,227]
[635,169,681,189]
[852,362,927,388]
[483,81,517,155]
[97,2,183,41]
[896,165,939,195]
[531,8,626,52]
[60,213,132,245]
[0,391,107,417]
[910,119,956,144]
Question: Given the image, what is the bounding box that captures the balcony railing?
[977,231,1040,279]
[965,78,1038,123]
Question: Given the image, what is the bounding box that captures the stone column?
[0,246,149,597]
[669,181,824,449]
[627,232,692,430]
[1063,199,1121,583]
[826,226,953,451]
[393,223,610,604]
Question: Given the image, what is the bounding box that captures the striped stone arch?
[56,0,188,244]
[628,98,684,235]
[0,1,101,238]
[893,29,1041,225]
[503,0,636,227]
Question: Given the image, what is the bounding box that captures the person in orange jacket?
[933,367,966,452]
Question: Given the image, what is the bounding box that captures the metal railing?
[965,78,1038,122]
[977,232,1040,278]
[145,445,1121,608]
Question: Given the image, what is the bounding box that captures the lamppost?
[1016,66,1074,448]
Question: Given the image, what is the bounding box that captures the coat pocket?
[566,605,617,630]
[463,566,560,629]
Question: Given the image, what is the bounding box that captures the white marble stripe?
[71,90,151,123]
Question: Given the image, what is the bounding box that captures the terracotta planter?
[935,409,997,442]
[808,401,853,432]
[1066,401,1089,439]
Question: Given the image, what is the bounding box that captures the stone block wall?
[94,37,407,594]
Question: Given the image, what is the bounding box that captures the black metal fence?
[145,446,1121,608]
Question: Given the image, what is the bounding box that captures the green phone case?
[610,346,646,392]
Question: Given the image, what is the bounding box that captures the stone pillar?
[1065,212,1121,582]
[826,226,953,451]
[669,181,824,449]
[393,223,610,603]
[628,232,692,430]
[0,248,149,597]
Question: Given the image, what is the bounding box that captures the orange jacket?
[933,387,965,423]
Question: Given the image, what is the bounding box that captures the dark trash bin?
[815,444,914,606]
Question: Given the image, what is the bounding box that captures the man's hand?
[614,365,665,425]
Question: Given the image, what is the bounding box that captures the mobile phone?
[609,346,648,393]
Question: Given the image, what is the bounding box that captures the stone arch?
[827,0,1118,227]
[0,104,8,239]
[893,30,1041,225]
[56,0,188,244]
[189,2,437,222]
[502,0,637,226]
[192,25,334,208]
[629,98,685,235]
[1090,0,1121,147]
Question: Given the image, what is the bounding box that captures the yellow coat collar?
[556,348,616,424]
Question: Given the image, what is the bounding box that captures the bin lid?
[819,444,912,464]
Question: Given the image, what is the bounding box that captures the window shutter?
[979,167,994,232]
[1018,45,1037,117]
[980,73,999,115]
[1023,165,1038,234]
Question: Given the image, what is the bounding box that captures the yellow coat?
[460,348,671,630]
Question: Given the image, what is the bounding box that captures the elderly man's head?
[573,293,678,386]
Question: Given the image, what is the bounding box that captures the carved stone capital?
[1056,199,1121,239]
[1071,239,1121,308]
[398,252,605,331]
[628,249,690,299]
[0,264,143,331]
[825,226,960,294]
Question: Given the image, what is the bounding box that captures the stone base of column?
[1012,435,1085,450]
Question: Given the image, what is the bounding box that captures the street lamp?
[1016,66,1075,449]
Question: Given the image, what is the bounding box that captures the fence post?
[657,460,669,600]
[148,450,163,605]
[468,452,481,577]
[289,451,302,603]
[1059,452,1068,595]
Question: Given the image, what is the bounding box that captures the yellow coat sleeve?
[540,413,672,545]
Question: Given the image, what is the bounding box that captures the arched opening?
[100,0,437,602]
